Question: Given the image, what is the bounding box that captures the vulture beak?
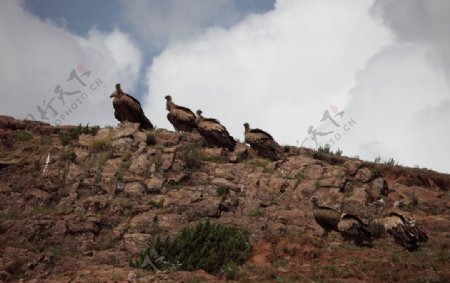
[110,94,114,98]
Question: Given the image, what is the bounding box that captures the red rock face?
[0,118,449,282]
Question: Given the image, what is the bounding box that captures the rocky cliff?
[0,115,449,282]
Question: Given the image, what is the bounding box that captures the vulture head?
[243,122,250,133]
[310,196,319,208]
[371,198,385,215]
[165,95,173,110]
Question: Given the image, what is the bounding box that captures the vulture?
[382,211,428,251]
[165,95,196,132]
[310,196,341,237]
[110,84,153,130]
[338,213,373,246]
[195,110,236,151]
[244,123,283,161]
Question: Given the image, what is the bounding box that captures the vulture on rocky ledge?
[165,95,196,132]
[338,213,373,246]
[110,84,153,130]
[195,110,236,151]
[243,123,283,161]
[310,196,341,237]
[382,211,428,251]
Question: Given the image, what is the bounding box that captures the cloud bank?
[144,0,449,173]
[0,0,142,126]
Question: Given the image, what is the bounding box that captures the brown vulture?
[244,123,283,161]
[110,84,153,130]
[382,211,428,251]
[165,95,196,132]
[310,196,341,237]
[195,110,236,151]
[338,213,373,246]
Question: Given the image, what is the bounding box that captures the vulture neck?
[166,100,175,111]
[195,115,203,125]
[115,89,124,98]
[310,201,319,210]
[244,126,250,134]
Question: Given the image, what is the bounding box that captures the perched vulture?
[195,110,236,151]
[382,211,428,251]
[165,95,196,132]
[310,196,341,236]
[244,123,283,161]
[110,84,153,130]
[338,213,373,246]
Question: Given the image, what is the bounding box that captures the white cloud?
[339,43,450,172]
[144,0,390,144]
[144,0,450,173]
[0,0,142,127]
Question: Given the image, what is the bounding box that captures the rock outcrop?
[0,116,449,282]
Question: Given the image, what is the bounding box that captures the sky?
[0,0,449,173]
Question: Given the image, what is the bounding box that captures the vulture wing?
[313,206,341,232]
[198,120,236,150]
[383,213,428,251]
[250,128,274,140]
[112,94,153,130]
[167,106,196,131]
[338,215,372,245]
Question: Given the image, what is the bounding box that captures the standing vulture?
[310,196,341,237]
[338,213,373,246]
[165,95,196,132]
[382,211,428,251]
[195,110,236,151]
[244,123,283,161]
[110,84,154,130]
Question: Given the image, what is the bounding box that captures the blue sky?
[1,0,450,173]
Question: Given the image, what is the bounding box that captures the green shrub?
[132,221,252,275]
[384,157,398,166]
[146,133,157,146]
[15,130,33,141]
[59,124,99,145]
[89,138,111,152]
[216,186,230,198]
[177,142,203,170]
[317,144,331,153]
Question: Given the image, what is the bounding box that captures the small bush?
[15,130,33,141]
[247,207,264,217]
[177,142,203,170]
[59,124,99,145]
[60,147,76,162]
[371,168,383,179]
[385,157,398,166]
[146,133,157,146]
[1,138,14,149]
[89,138,111,152]
[216,186,230,198]
[317,144,331,153]
[132,221,252,275]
